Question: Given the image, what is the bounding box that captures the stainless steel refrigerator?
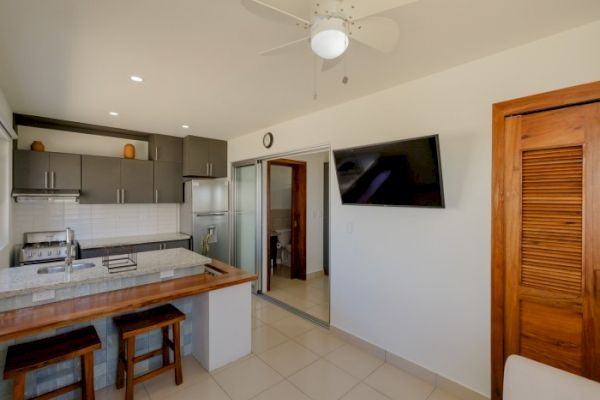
[180,179,230,263]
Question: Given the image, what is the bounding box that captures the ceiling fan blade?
[321,53,345,72]
[348,0,419,21]
[259,36,309,56]
[350,16,400,53]
[241,0,311,26]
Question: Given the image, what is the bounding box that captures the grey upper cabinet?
[183,136,227,178]
[183,136,210,177]
[121,159,154,203]
[81,156,121,204]
[209,139,227,178]
[149,134,183,163]
[154,161,183,203]
[49,153,81,190]
[13,150,49,189]
[13,150,81,190]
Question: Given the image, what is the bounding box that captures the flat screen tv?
[333,135,445,207]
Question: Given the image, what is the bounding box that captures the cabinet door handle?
[155,189,159,203]
[51,171,55,189]
[117,189,120,203]
[44,171,49,189]
[206,163,209,176]
[210,163,213,176]
[121,189,126,203]
[155,147,158,161]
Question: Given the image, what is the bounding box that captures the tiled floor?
[96,295,462,400]
[267,274,330,322]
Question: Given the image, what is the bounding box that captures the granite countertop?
[78,233,191,250]
[0,248,210,300]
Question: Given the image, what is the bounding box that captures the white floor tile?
[212,356,283,400]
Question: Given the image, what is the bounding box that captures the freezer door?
[193,213,230,264]
[191,179,229,213]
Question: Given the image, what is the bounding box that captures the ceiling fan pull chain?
[342,49,349,85]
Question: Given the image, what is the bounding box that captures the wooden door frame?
[266,159,307,291]
[491,81,600,399]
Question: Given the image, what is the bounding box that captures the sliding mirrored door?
[232,160,262,292]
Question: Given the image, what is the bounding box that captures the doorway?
[263,150,330,323]
[266,159,307,290]
[231,147,331,324]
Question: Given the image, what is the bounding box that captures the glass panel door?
[232,161,261,292]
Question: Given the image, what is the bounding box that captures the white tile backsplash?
[12,203,180,245]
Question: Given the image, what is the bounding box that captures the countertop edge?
[0,261,256,342]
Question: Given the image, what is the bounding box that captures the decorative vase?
[30,141,45,152]
[123,144,135,159]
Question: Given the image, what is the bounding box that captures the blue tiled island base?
[0,297,194,400]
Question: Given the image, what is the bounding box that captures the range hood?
[12,188,80,203]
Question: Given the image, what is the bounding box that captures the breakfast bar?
[0,249,256,399]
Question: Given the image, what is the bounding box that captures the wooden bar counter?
[0,260,256,342]
[0,251,256,398]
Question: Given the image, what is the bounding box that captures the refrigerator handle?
[196,212,227,217]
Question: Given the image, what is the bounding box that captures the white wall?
[0,140,11,267]
[228,21,600,397]
[270,165,292,210]
[0,87,13,267]
[11,202,179,249]
[17,126,148,159]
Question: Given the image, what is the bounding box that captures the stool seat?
[3,326,101,400]
[114,304,185,400]
[113,304,185,339]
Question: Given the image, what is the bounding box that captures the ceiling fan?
[242,0,418,71]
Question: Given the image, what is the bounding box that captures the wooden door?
[121,159,154,203]
[80,156,121,204]
[13,150,49,189]
[290,162,307,280]
[49,153,81,189]
[502,103,600,382]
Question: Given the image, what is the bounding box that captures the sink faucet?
[65,227,74,270]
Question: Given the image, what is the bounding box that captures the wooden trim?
[13,113,154,142]
[491,80,600,399]
[0,260,256,342]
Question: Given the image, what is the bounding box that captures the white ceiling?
[0,0,599,140]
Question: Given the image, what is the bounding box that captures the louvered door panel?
[503,103,599,382]
[521,146,583,295]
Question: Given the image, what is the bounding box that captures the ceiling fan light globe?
[311,30,348,59]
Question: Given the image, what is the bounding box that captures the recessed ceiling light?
[182,125,190,129]
[109,111,119,116]
[130,75,144,83]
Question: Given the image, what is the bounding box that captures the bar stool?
[3,326,101,400]
[113,304,185,400]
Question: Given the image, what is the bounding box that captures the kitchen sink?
[37,262,96,275]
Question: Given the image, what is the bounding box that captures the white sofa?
[504,355,600,400]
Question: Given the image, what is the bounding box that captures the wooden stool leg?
[116,335,125,389]
[125,336,135,400]
[11,373,25,400]
[173,323,183,385]
[81,352,95,400]
[162,326,170,366]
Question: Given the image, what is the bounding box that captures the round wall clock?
[263,132,274,149]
